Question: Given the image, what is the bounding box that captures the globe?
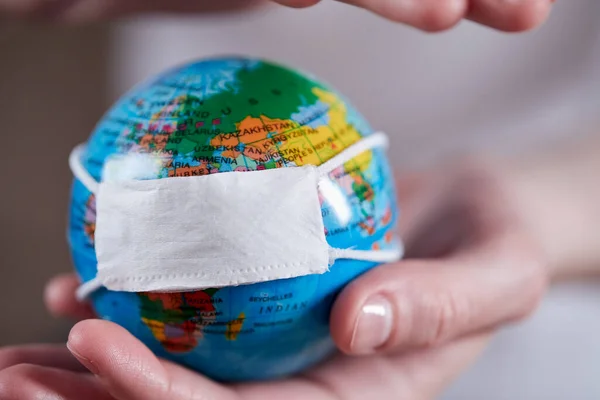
[67,56,401,382]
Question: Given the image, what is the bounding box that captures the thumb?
[330,230,548,355]
[66,320,235,400]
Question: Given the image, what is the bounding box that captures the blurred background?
[1,1,599,398]
[0,21,110,344]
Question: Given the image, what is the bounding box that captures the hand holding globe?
[0,56,552,399]
[0,1,587,398]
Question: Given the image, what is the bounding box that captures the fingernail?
[66,342,99,374]
[350,294,393,354]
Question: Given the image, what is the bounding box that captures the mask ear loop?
[76,279,104,301]
[69,144,99,195]
[315,131,404,265]
[316,131,389,180]
[69,143,104,301]
[328,245,404,265]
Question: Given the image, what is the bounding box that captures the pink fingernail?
[350,295,393,354]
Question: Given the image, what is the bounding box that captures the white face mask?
[70,132,403,301]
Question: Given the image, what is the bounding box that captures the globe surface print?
[68,56,401,382]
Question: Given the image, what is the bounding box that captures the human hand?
[2,159,534,400]
[0,277,490,400]
[328,158,551,358]
[1,0,554,32]
[0,156,562,399]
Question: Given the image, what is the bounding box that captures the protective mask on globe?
[70,132,403,301]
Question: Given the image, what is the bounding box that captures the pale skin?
[2,0,553,32]
[3,1,598,399]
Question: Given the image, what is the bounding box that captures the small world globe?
[67,56,401,382]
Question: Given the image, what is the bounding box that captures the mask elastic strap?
[318,131,402,264]
[76,279,103,301]
[316,131,389,179]
[69,144,99,195]
[70,131,388,195]
[329,245,403,265]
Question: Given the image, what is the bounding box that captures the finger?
[44,273,96,320]
[336,0,468,32]
[0,344,87,372]
[467,0,554,32]
[330,233,547,355]
[67,319,237,400]
[0,364,113,400]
